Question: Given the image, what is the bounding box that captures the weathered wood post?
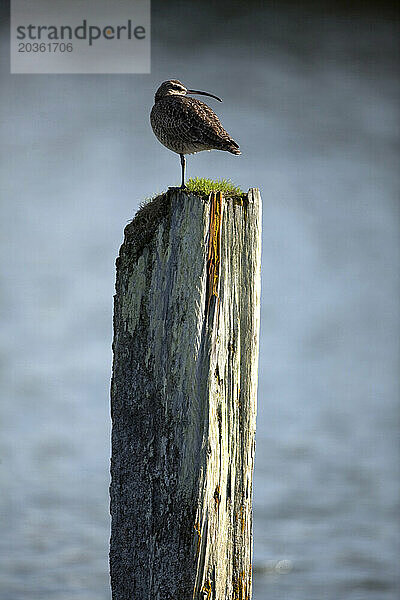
[110,188,262,599]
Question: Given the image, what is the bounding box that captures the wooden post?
[110,188,262,600]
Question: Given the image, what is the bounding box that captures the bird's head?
[154,80,222,103]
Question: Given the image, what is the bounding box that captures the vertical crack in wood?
[194,521,202,557]
[206,191,223,317]
[232,568,251,600]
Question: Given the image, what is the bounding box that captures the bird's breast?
[150,100,213,155]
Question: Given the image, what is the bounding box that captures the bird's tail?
[216,134,241,155]
[226,139,241,155]
[229,146,241,155]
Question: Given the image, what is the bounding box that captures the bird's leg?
[179,154,186,189]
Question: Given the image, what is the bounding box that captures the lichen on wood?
[110,186,262,600]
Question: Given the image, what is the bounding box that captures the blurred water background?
[0,1,399,598]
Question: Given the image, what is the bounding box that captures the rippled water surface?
[0,3,399,599]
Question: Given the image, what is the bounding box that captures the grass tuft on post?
[185,177,244,197]
[110,186,262,600]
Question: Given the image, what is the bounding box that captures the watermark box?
[11,0,150,74]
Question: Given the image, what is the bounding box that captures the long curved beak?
[187,89,223,102]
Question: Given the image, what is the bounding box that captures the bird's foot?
[168,185,187,192]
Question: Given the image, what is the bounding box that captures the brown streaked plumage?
[150,79,241,188]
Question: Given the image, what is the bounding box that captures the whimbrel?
[150,80,241,188]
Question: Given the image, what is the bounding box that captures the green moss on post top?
[185,177,244,197]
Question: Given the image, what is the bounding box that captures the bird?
[150,79,241,189]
